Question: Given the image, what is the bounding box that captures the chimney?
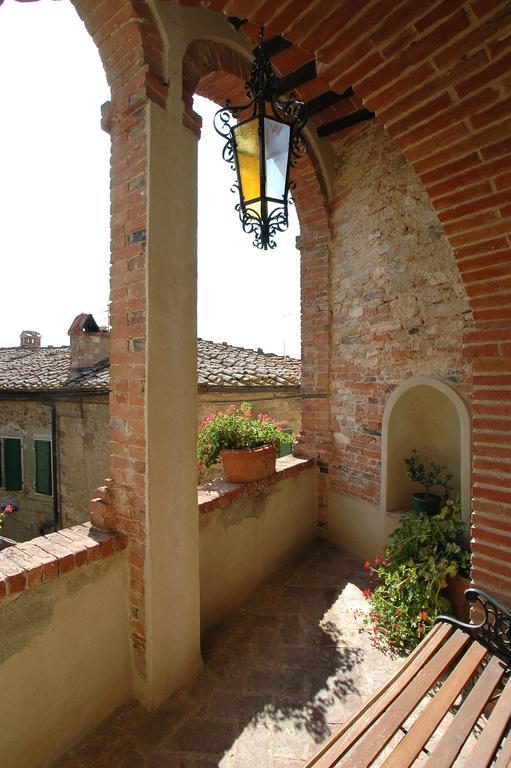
[68,314,110,376]
[20,330,41,348]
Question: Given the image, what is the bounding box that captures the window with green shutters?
[2,437,23,491]
[35,439,52,495]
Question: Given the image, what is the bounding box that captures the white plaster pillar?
[140,93,202,708]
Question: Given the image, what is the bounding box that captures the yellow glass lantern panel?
[233,118,261,217]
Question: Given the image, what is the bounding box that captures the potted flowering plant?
[361,497,470,654]
[197,402,293,483]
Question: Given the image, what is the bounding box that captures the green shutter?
[35,440,52,495]
[4,438,22,491]
[278,428,293,458]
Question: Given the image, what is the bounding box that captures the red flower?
[4,503,13,514]
[197,461,203,472]
[374,555,381,565]
[363,588,371,600]
[363,560,371,570]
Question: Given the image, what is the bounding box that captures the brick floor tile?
[164,718,235,755]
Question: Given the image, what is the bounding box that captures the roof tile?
[0,340,300,392]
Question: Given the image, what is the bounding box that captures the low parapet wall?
[198,456,316,630]
[0,526,130,768]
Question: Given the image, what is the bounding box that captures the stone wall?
[324,123,473,547]
[0,397,109,541]
[197,389,301,433]
[58,398,110,528]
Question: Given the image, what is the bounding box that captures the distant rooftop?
[0,340,300,394]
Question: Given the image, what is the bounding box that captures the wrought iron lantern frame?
[214,26,307,250]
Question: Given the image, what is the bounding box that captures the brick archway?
[172,0,511,605]
[9,0,511,642]
[171,0,510,323]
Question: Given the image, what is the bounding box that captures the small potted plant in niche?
[404,449,454,516]
[197,402,293,483]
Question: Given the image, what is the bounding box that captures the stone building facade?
[0,319,110,541]
[0,321,301,540]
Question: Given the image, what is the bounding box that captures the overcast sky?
[0,0,301,358]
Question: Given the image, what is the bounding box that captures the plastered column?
[140,94,202,707]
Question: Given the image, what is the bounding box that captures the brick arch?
[173,0,511,603]
[171,0,511,321]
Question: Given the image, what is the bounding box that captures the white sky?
[0,0,301,358]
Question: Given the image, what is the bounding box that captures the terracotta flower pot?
[446,574,471,622]
[221,444,276,483]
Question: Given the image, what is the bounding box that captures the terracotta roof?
[197,339,300,388]
[0,340,300,393]
[0,347,108,393]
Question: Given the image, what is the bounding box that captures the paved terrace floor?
[52,541,401,768]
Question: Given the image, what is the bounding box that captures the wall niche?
[382,376,471,527]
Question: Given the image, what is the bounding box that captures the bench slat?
[426,654,508,768]
[462,674,511,768]
[493,731,511,767]
[338,630,469,768]
[306,622,452,768]
[380,640,488,768]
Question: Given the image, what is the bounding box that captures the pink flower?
[200,420,207,428]
[374,555,381,565]
[229,404,236,411]
[4,503,13,514]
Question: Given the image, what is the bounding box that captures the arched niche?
[381,376,471,526]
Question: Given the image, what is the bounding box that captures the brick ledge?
[0,523,126,601]
[198,456,314,514]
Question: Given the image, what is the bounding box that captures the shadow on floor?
[52,541,399,768]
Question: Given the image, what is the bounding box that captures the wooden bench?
[305,589,511,767]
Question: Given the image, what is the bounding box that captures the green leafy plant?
[197,402,293,469]
[404,449,454,498]
[362,497,469,654]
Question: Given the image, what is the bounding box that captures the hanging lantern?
[214,27,307,250]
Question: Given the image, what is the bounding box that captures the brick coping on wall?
[0,523,126,601]
[0,457,311,600]
[198,455,314,515]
